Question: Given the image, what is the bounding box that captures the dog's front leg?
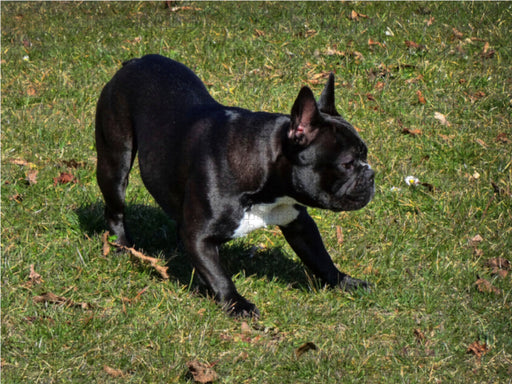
[180,229,260,318]
[280,207,370,291]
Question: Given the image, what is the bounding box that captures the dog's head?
[284,73,374,212]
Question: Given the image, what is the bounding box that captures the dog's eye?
[342,159,354,170]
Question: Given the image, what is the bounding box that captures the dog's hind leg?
[95,89,137,247]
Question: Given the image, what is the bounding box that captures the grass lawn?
[1,2,511,383]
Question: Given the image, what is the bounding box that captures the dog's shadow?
[76,202,311,290]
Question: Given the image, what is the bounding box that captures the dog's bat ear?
[289,86,320,146]
[318,72,340,117]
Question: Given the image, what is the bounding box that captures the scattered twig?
[104,232,170,280]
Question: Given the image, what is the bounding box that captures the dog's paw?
[339,275,372,292]
[223,295,260,319]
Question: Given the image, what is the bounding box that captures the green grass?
[2,2,511,383]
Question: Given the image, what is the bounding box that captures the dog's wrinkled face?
[285,74,375,212]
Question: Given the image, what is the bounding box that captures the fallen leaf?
[169,5,202,12]
[375,81,385,90]
[405,40,425,50]
[103,365,126,378]
[426,16,435,26]
[187,360,219,383]
[9,158,37,168]
[33,292,93,309]
[352,51,364,61]
[27,264,43,286]
[485,257,510,276]
[480,42,495,59]
[438,133,455,142]
[367,63,392,80]
[401,127,423,136]
[405,74,424,85]
[416,90,426,104]
[295,342,318,358]
[474,278,501,294]
[307,71,332,85]
[241,321,252,335]
[254,29,265,37]
[325,47,345,56]
[434,112,451,126]
[53,172,76,186]
[413,328,426,344]
[368,38,384,47]
[9,193,23,202]
[475,138,488,148]
[348,10,368,21]
[101,232,110,257]
[467,340,489,359]
[26,169,38,185]
[336,226,344,245]
[61,159,87,168]
[481,50,496,59]
[470,234,483,245]
[27,87,37,96]
[468,91,486,103]
[495,132,510,144]
[108,235,170,280]
[33,292,67,305]
[305,29,317,38]
[233,351,249,363]
[452,28,464,39]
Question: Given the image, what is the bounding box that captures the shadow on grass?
[75,202,311,290]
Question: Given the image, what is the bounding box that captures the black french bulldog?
[95,54,374,318]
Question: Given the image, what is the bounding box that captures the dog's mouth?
[332,173,375,211]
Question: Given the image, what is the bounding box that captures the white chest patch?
[232,196,300,238]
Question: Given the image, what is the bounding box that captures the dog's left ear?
[289,86,320,146]
[318,72,340,117]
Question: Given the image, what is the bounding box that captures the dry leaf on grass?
[103,365,126,378]
[434,112,451,127]
[101,231,111,257]
[106,232,170,280]
[405,74,424,84]
[467,340,489,360]
[26,170,38,185]
[27,264,43,286]
[413,328,427,344]
[495,132,510,144]
[53,172,76,186]
[480,42,495,59]
[405,40,426,51]
[401,127,423,136]
[9,158,37,168]
[469,234,483,247]
[348,10,368,21]
[241,321,252,335]
[452,28,464,39]
[33,292,93,309]
[295,342,318,358]
[336,226,344,245]
[187,360,219,383]
[368,38,384,48]
[168,5,202,12]
[474,278,501,295]
[485,257,510,278]
[416,90,426,104]
[61,159,87,168]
